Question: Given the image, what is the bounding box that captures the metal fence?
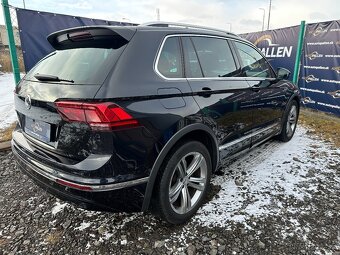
[1,0,21,83]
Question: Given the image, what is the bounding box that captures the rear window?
[25,46,126,85]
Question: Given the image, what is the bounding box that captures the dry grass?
[0,47,25,72]
[45,230,63,245]
[0,122,16,143]
[299,107,340,147]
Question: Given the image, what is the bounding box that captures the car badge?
[25,95,32,110]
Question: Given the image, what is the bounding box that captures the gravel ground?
[0,126,339,255]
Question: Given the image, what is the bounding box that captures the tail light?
[55,101,139,131]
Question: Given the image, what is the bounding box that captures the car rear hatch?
[14,26,136,167]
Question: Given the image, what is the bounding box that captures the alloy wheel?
[168,152,207,214]
[286,105,297,137]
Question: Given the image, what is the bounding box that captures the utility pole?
[156,8,160,21]
[259,8,265,31]
[22,0,25,9]
[267,0,272,30]
[226,23,232,32]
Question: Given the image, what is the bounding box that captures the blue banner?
[16,8,136,71]
[299,20,340,116]
[241,22,339,116]
[240,25,300,77]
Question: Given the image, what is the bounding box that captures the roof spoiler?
[47,26,136,50]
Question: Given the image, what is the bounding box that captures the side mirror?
[277,67,291,80]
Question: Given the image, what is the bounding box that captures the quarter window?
[234,41,274,78]
[157,37,183,78]
[191,37,238,78]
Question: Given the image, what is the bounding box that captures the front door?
[231,40,286,145]
[181,36,256,158]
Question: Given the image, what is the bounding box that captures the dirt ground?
[0,109,339,255]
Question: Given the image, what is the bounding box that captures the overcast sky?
[0,0,339,33]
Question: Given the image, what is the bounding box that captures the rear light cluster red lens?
[55,101,139,131]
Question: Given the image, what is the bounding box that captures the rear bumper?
[12,138,148,212]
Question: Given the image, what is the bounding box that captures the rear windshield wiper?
[34,73,74,83]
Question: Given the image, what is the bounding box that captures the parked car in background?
[12,22,300,224]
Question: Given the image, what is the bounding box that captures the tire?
[154,140,212,224]
[277,100,299,142]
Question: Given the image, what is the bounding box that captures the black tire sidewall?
[280,100,299,142]
[158,141,212,224]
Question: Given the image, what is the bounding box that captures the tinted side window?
[157,37,183,78]
[234,41,274,78]
[182,37,203,78]
[191,37,238,78]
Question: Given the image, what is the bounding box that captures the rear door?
[182,35,255,157]
[231,40,286,145]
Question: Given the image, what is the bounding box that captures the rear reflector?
[56,179,93,191]
[55,101,139,131]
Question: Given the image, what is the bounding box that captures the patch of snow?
[193,127,338,228]
[75,222,91,231]
[51,202,68,215]
[0,73,18,129]
[102,231,114,240]
[111,212,143,230]
[49,219,57,225]
[85,242,91,249]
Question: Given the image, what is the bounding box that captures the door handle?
[251,85,261,92]
[199,87,212,98]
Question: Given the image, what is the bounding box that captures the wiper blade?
[34,73,74,83]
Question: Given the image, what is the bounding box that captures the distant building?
[0,25,21,47]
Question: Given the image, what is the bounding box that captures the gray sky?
[0,0,339,33]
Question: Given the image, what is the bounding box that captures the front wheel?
[154,141,211,224]
[277,100,299,142]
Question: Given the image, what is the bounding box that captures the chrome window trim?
[154,34,277,81]
[230,38,277,78]
[154,34,247,81]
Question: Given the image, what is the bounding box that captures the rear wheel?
[277,100,299,142]
[154,141,211,224]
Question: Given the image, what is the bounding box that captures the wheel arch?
[141,123,219,212]
[279,92,301,131]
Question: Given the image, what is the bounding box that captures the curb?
[0,141,11,151]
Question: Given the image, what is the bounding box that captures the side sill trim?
[218,123,279,151]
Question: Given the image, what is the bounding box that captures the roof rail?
[140,21,239,37]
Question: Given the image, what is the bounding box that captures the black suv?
[12,22,300,224]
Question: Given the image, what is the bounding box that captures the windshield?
[25,46,126,85]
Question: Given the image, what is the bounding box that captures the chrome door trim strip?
[218,123,279,151]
